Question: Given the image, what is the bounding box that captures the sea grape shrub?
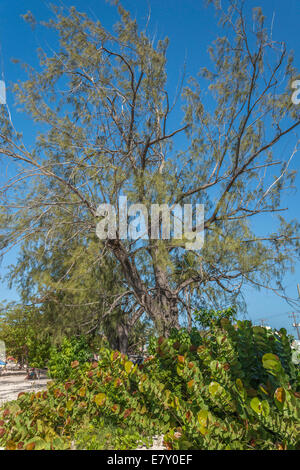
[74,420,153,450]
[148,327,202,354]
[0,349,163,450]
[148,319,300,449]
[0,320,299,450]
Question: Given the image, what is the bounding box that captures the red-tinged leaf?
[114,378,122,388]
[164,441,173,450]
[113,351,119,361]
[111,404,120,413]
[6,440,17,450]
[144,356,154,363]
[250,439,256,448]
[178,355,185,364]
[64,382,72,391]
[53,389,61,398]
[71,360,79,368]
[123,408,133,419]
[25,442,36,451]
[275,387,286,404]
[157,348,164,357]
[187,380,194,388]
[0,428,6,438]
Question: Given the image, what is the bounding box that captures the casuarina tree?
[0,0,299,334]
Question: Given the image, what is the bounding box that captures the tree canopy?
[0,0,299,338]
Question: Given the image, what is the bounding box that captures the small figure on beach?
[25,367,37,380]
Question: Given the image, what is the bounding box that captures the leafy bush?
[74,419,152,450]
[194,306,237,328]
[47,336,92,382]
[26,335,52,369]
[0,320,299,450]
[148,327,201,355]
[0,305,52,367]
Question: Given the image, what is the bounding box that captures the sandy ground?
[0,371,49,406]
[137,436,166,450]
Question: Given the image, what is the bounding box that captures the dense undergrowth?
[0,319,299,450]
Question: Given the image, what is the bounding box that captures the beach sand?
[0,371,49,406]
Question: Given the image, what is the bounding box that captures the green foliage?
[194,306,237,328]
[0,319,299,450]
[47,336,92,382]
[0,304,51,367]
[148,327,202,355]
[26,335,52,369]
[74,419,152,450]
[0,0,299,335]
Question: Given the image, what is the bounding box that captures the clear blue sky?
[0,0,299,335]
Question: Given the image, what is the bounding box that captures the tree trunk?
[116,322,129,354]
[108,239,180,337]
[106,320,129,354]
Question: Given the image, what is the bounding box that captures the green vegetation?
[0,0,299,338]
[47,337,92,382]
[0,304,51,368]
[0,0,299,451]
[194,306,238,329]
[0,320,299,450]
